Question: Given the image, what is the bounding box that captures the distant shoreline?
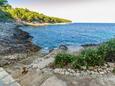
[17,21,115,27]
[18,21,72,27]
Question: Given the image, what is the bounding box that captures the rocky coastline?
[0,22,40,66]
[0,22,115,86]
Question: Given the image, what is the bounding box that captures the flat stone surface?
[11,68,52,86]
[40,76,67,86]
[57,73,115,86]
[67,46,84,54]
[0,67,20,86]
[30,57,54,69]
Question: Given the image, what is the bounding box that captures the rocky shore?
[0,22,40,66]
[0,22,115,86]
[2,48,114,86]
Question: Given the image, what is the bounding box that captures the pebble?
[99,72,105,75]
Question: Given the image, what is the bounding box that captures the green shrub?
[54,39,115,69]
[54,53,76,68]
[72,55,85,69]
[112,68,115,74]
[104,39,115,62]
[97,39,115,62]
[72,48,105,69]
[83,48,105,66]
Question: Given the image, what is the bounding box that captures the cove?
[20,23,115,50]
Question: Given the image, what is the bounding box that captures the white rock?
[40,76,67,86]
[0,67,20,86]
[64,71,70,75]
[67,46,84,54]
[67,69,75,73]
[99,72,105,75]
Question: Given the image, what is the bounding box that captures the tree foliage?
[0,0,7,5]
[1,5,71,23]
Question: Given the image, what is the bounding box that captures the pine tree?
[0,0,7,5]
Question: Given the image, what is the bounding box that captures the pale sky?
[8,0,115,23]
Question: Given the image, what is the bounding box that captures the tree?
[1,5,71,23]
[0,0,7,5]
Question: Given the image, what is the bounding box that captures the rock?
[65,71,70,75]
[0,22,41,66]
[108,62,115,68]
[14,68,52,86]
[81,44,99,48]
[54,68,65,75]
[40,76,67,86]
[30,57,54,69]
[82,66,87,70]
[99,72,105,75]
[88,67,94,71]
[0,59,9,66]
[0,22,40,55]
[67,69,75,73]
[67,46,84,54]
[0,67,20,86]
[59,45,68,50]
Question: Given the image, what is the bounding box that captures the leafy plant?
[54,53,76,68]
[0,0,7,5]
[72,48,105,69]
[54,39,115,70]
[112,68,115,74]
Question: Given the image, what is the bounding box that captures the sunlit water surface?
[21,23,115,51]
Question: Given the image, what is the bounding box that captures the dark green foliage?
[0,8,12,21]
[54,53,76,68]
[54,39,115,69]
[98,39,115,62]
[112,68,115,74]
[0,2,71,23]
[0,0,7,5]
[72,55,85,69]
[72,48,105,69]
[1,5,71,23]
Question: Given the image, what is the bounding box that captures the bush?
[54,53,76,68]
[72,48,105,69]
[72,55,85,69]
[81,48,103,66]
[54,39,115,69]
[112,68,115,74]
[98,39,115,62]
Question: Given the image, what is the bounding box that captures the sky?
[7,0,115,23]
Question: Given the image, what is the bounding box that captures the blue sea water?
[21,23,115,50]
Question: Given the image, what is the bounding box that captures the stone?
[67,46,84,54]
[99,72,105,75]
[88,67,94,71]
[40,76,67,86]
[64,71,70,75]
[54,68,67,75]
[0,67,20,86]
[59,45,68,50]
[108,62,115,67]
[67,69,75,73]
[0,59,9,66]
[30,56,55,70]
